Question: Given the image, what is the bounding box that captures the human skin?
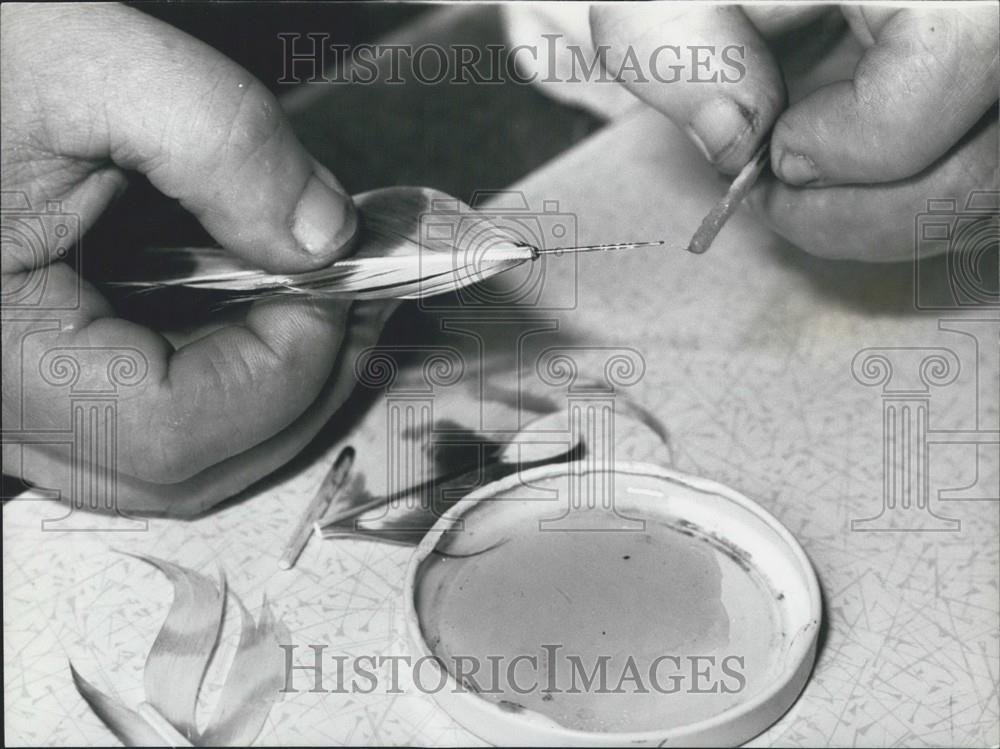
[591,4,1000,260]
[1,3,395,515]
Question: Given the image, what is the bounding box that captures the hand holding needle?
[531,140,769,258]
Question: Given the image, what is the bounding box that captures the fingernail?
[775,149,819,186]
[292,172,357,257]
[686,98,755,165]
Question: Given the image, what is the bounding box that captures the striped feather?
[112,187,534,301]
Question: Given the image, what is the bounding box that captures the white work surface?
[4,109,998,747]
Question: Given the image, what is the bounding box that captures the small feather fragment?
[71,556,291,747]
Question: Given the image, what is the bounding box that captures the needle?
[529,239,667,256]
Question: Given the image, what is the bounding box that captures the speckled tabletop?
[4,7,998,747]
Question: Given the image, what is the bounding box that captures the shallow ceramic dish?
[404,461,821,747]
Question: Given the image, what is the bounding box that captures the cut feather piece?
[70,665,165,747]
[318,413,584,545]
[71,556,292,747]
[131,554,225,742]
[199,595,292,746]
[113,187,535,301]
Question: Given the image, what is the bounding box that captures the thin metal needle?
[526,240,667,257]
[522,141,769,259]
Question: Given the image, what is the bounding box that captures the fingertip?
[290,167,358,266]
[770,119,823,187]
[686,97,754,173]
[686,74,784,174]
[771,146,821,187]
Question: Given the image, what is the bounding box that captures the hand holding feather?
[115,187,536,301]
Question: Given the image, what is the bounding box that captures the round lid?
[404,461,821,747]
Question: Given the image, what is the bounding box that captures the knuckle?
[214,329,276,393]
[218,74,285,158]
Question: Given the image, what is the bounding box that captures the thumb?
[591,4,786,174]
[11,3,355,272]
